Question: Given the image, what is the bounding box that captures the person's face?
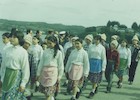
[32,37,39,45]
[47,40,56,49]
[75,41,82,50]
[121,41,127,47]
[42,44,47,50]
[10,36,19,46]
[23,42,30,50]
[94,38,100,44]
[132,39,138,45]
[2,36,9,44]
[110,43,116,50]
[72,39,76,47]
[85,38,91,44]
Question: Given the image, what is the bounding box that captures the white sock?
[77,87,80,92]
[51,96,54,100]
[92,89,95,93]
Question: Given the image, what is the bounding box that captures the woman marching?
[116,39,131,88]
[37,35,64,100]
[105,40,119,93]
[87,35,106,98]
[65,38,89,100]
[0,31,30,100]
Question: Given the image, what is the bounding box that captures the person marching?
[37,35,64,100]
[117,39,131,88]
[87,35,106,98]
[23,35,38,100]
[0,31,30,100]
[65,38,89,100]
[105,40,119,93]
[128,35,140,85]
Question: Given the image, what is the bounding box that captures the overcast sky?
[0,0,140,27]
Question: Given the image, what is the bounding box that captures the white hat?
[24,34,32,45]
[59,31,66,35]
[111,40,118,48]
[132,35,139,41]
[100,33,107,41]
[71,36,79,40]
[111,35,118,40]
[85,34,93,42]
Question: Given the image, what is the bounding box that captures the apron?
[39,66,58,87]
[68,64,83,81]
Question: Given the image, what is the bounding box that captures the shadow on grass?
[111,91,140,100]
[123,87,140,91]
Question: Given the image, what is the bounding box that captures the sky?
[0,0,140,27]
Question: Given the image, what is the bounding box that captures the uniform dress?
[87,43,106,83]
[117,46,131,77]
[37,48,64,96]
[0,45,30,100]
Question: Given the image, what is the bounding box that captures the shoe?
[87,92,95,98]
[26,96,31,100]
[105,87,111,93]
[70,97,76,100]
[62,82,68,87]
[76,89,81,99]
[117,82,122,88]
[117,80,120,86]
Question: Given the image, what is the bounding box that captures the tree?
[131,22,138,31]
[107,20,111,27]
[119,24,127,29]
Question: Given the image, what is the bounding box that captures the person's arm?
[83,51,89,77]
[57,51,64,80]
[20,51,30,88]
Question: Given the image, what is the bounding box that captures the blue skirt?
[89,58,102,73]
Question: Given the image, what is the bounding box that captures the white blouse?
[65,48,89,77]
[37,48,64,79]
[0,45,30,88]
[118,46,131,67]
[29,44,43,62]
[88,43,107,71]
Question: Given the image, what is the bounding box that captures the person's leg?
[129,62,138,84]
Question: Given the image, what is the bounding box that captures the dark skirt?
[88,72,101,83]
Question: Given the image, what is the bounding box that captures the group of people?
[0,28,140,100]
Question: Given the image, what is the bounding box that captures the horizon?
[0,0,140,28]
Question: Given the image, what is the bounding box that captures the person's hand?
[18,86,25,92]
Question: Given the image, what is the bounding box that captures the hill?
[0,19,85,35]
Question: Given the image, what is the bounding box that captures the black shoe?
[117,80,120,86]
[26,96,31,100]
[106,87,111,93]
[54,91,58,97]
[87,92,95,98]
[76,89,81,99]
[62,82,68,87]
